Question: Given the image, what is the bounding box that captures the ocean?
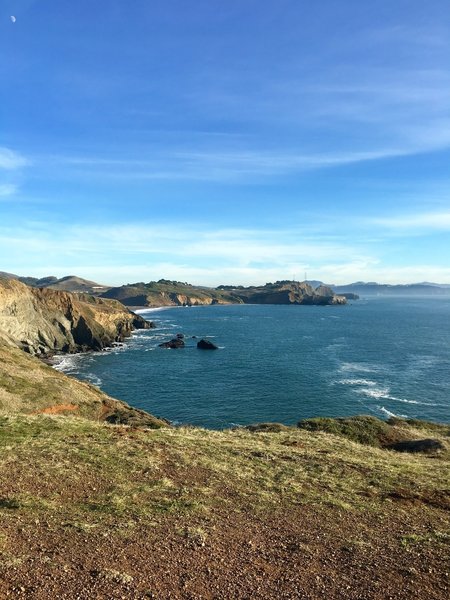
[53,297,450,428]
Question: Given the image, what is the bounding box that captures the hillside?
[40,275,111,294]
[219,280,347,305]
[102,279,346,307]
[0,344,167,427]
[101,279,243,307]
[332,282,450,296]
[0,277,150,356]
[0,411,448,598]
[0,273,111,294]
[0,277,448,598]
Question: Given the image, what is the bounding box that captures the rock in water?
[158,338,185,349]
[197,339,218,350]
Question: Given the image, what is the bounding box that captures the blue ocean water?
[54,297,450,428]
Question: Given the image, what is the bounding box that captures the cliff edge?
[0,277,151,356]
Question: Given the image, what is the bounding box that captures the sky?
[1,0,450,286]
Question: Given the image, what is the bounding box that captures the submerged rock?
[197,339,218,350]
[159,338,185,349]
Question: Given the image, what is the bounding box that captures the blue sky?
[1,0,450,285]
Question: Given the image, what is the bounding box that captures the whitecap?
[378,406,407,419]
[391,398,442,407]
[339,378,377,386]
[84,374,103,387]
[356,386,391,400]
[52,354,83,373]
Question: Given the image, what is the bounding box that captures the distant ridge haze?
[1,272,450,297]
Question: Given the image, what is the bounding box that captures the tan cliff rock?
[156,291,232,306]
[0,278,168,427]
[0,277,151,356]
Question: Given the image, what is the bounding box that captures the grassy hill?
[101,279,346,307]
[101,279,242,307]
[0,344,168,427]
[0,413,448,598]
[0,293,448,597]
[0,273,111,294]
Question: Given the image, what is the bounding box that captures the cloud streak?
[371,211,450,232]
[0,184,18,197]
[0,148,28,170]
[40,137,449,183]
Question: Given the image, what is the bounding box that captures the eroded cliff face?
[0,278,150,356]
[236,281,347,305]
[160,292,230,306]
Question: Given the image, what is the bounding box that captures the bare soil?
[0,417,448,599]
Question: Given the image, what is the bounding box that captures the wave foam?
[339,362,376,374]
[356,386,391,400]
[84,374,103,387]
[378,406,407,419]
[339,378,377,386]
[52,354,82,373]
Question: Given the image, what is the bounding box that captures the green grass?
[297,414,449,448]
[0,415,448,531]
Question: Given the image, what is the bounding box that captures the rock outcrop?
[228,281,347,305]
[386,439,445,453]
[158,337,185,349]
[197,339,218,350]
[0,277,152,356]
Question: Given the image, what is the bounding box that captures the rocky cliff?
[222,281,347,305]
[0,277,151,356]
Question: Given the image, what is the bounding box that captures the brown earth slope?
[0,415,448,599]
[0,344,168,427]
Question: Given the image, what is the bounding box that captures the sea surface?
[54,297,450,428]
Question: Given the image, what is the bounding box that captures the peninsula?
[101,279,347,307]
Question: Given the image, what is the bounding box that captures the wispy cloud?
[0,147,28,170]
[0,184,18,197]
[1,215,449,285]
[40,140,446,183]
[371,211,450,231]
[0,221,372,283]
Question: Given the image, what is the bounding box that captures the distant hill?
[3,271,449,298]
[41,275,111,294]
[331,282,450,296]
[102,279,346,307]
[218,280,346,305]
[0,272,110,294]
[101,279,242,307]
